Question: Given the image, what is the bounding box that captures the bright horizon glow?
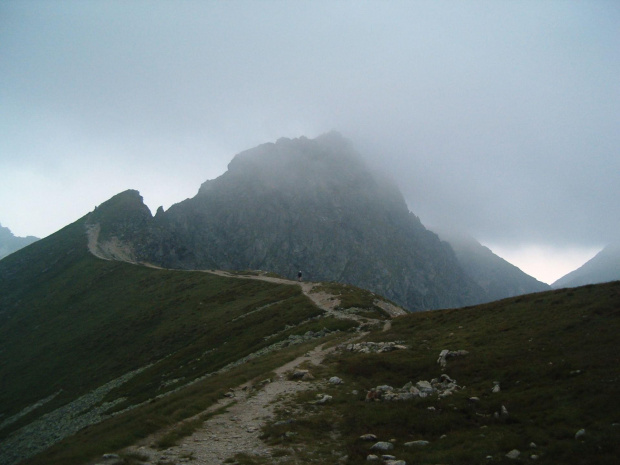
[484,243,602,285]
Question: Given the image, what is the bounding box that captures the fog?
[1,1,618,283]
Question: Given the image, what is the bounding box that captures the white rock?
[314,394,332,404]
[575,428,586,439]
[370,441,394,451]
[329,376,343,384]
[506,449,520,459]
[366,454,380,461]
[360,434,378,441]
[405,440,429,447]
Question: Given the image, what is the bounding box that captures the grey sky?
[1,1,618,283]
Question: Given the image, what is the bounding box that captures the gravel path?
[124,341,340,464]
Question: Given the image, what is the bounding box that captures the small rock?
[575,428,586,439]
[360,434,378,441]
[405,440,429,447]
[366,455,380,461]
[531,455,539,460]
[492,384,501,393]
[501,405,509,416]
[314,394,332,404]
[291,369,309,379]
[370,441,394,452]
[385,461,406,465]
[469,397,480,402]
[382,455,396,460]
[302,372,315,381]
[329,376,344,384]
[506,449,520,459]
[530,442,537,448]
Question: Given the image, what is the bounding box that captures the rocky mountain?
[437,231,550,300]
[552,242,620,288]
[85,132,550,311]
[0,223,38,260]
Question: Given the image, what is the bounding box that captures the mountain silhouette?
[552,242,620,288]
[86,132,546,310]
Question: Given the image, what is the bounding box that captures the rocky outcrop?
[81,133,550,311]
[365,374,462,401]
[83,133,488,311]
[337,341,408,354]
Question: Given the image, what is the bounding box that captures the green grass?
[257,281,620,465]
[0,217,327,463]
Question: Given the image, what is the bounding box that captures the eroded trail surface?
[124,342,343,465]
[120,272,376,464]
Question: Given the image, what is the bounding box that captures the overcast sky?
[1,1,618,284]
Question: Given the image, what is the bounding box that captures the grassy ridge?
[0,218,322,444]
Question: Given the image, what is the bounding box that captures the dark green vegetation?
[0,217,345,465]
[254,282,620,464]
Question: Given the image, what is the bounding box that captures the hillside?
[553,243,620,289]
[0,214,399,465]
[2,249,617,465]
[437,231,550,300]
[1,209,619,464]
[0,223,38,260]
[84,132,546,311]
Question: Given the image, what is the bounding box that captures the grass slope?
[255,282,620,465]
[0,217,336,464]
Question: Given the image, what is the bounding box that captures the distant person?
[297,271,302,282]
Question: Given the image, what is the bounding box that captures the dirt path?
[83,247,403,463]
[124,340,350,465]
[120,272,376,464]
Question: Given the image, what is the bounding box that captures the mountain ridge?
[0,223,38,260]
[84,132,547,311]
[552,242,620,288]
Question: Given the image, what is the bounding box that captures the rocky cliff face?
[84,132,545,311]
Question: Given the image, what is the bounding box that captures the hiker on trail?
[297,271,302,282]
